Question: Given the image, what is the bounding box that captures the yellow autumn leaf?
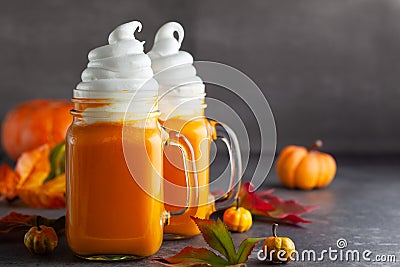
[0,143,66,208]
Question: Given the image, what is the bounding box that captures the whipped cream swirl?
[148,22,204,100]
[74,21,158,123]
[76,21,156,94]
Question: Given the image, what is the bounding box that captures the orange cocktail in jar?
[150,21,243,239]
[162,113,242,239]
[67,20,200,260]
[162,116,215,237]
[66,117,164,259]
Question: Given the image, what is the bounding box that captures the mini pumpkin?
[1,99,72,160]
[263,223,295,263]
[276,140,336,190]
[24,217,58,255]
[223,198,253,233]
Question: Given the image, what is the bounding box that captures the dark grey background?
[1,0,399,155]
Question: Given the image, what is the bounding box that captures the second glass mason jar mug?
[66,92,199,260]
[160,94,243,239]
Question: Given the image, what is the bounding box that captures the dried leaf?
[239,182,318,224]
[18,174,65,208]
[0,212,65,235]
[0,143,66,208]
[41,215,66,235]
[0,212,35,233]
[263,194,318,223]
[0,164,20,200]
[239,183,275,214]
[15,144,50,189]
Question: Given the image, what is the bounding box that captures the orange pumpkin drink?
[149,22,243,239]
[67,116,164,258]
[162,116,214,237]
[66,21,199,260]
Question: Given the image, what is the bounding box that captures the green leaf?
[44,141,66,183]
[153,247,229,267]
[236,238,264,263]
[154,217,262,266]
[192,217,237,263]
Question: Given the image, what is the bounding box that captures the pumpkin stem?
[35,215,42,231]
[272,223,278,237]
[236,197,240,210]
[308,140,323,151]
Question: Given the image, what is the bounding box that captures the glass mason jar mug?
[160,94,242,239]
[66,91,199,260]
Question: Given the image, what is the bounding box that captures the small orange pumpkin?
[223,198,253,233]
[276,140,336,190]
[1,100,72,160]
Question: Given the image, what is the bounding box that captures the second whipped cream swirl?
[148,22,204,97]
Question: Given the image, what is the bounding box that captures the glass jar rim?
[73,89,157,100]
[70,108,160,118]
[71,96,157,104]
[71,94,159,121]
[158,92,206,100]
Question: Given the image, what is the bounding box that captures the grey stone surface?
[0,0,400,155]
[0,156,399,266]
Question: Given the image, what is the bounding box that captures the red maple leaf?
[239,182,318,224]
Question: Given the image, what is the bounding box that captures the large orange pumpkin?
[1,100,72,160]
[276,140,336,190]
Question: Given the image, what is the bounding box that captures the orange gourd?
[1,100,72,160]
[223,198,253,233]
[276,140,336,190]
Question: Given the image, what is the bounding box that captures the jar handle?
[162,127,199,219]
[208,119,242,211]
